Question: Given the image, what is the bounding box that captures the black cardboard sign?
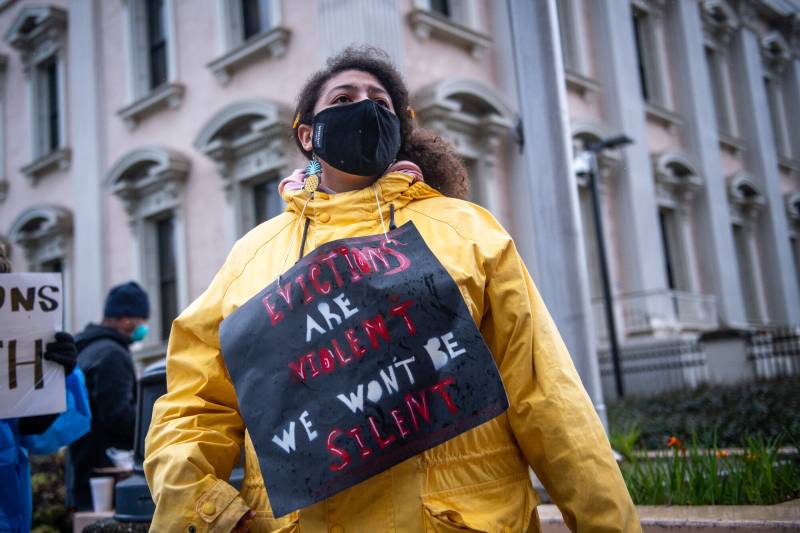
[220,222,508,516]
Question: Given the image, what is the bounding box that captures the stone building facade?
[0,0,798,407]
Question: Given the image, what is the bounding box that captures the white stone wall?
[1,0,798,390]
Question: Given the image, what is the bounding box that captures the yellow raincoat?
[145,172,640,532]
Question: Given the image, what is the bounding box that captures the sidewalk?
[538,500,800,531]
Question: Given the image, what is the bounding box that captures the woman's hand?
[232,510,256,533]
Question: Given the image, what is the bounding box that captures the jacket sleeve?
[22,368,92,455]
[144,259,250,533]
[480,235,640,532]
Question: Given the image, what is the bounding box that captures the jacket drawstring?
[282,183,389,283]
[372,185,389,241]
[277,193,314,285]
[298,218,312,261]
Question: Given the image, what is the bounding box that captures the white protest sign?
[0,273,65,419]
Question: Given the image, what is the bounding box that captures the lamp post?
[574,135,633,398]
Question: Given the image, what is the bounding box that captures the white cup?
[89,476,115,512]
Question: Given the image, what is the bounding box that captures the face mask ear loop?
[372,184,389,242]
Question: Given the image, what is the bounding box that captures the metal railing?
[746,326,800,379]
[593,289,718,344]
[598,339,708,398]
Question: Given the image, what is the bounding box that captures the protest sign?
[221,222,508,516]
[0,272,65,419]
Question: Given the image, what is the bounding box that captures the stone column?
[68,0,106,328]
[730,21,800,324]
[506,0,606,423]
[587,0,670,297]
[667,0,747,327]
[316,0,405,70]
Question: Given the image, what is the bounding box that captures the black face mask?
[312,99,401,177]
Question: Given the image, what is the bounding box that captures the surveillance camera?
[573,152,591,177]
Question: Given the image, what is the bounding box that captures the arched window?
[652,152,703,294]
[727,174,768,325]
[8,205,73,326]
[701,0,741,143]
[194,99,292,241]
[106,147,190,346]
[413,78,513,221]
[4,5,70,182]
[760,31,794,160]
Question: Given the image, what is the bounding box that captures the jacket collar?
[281,171,441,225]
[75,323,131,350]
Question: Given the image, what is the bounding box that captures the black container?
[114,360,166,522]
[113,360,245,522]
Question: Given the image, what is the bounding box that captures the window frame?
[145,0,168,91]
[631,6,656,102]
[152,214,178,342]
[413,79,514,224]
[759,31,794,160]
[630,1,673,110]
[8,206,74,329]
[763,74,792,159]
[118,0,183,128]
[704,44,739,138]
[208,0,287,84]
[106,147,191,349]
[4,6,70,181]
[408,0,490,58]
[727,174,769,326]
[238,0,273,43]
[416,0,475,27]
[124,0,177,99]
[194,99,292,242]
[248,173,284,229]
[556,0,578,72]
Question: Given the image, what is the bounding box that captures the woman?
[145,47,639,532]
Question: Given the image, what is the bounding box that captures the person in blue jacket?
[0,244,92,533]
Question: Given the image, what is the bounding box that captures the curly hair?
[292,46,469,199]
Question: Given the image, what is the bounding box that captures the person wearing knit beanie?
[67,281,151,510]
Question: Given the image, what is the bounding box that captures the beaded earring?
[304,156,321,193]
